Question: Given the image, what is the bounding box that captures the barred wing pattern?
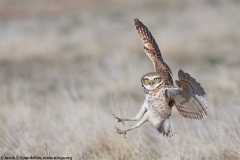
[165,70,208,119]
[134,18,173,85]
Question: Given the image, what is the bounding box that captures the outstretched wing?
[134,18,173,85]
[165,70,208,120]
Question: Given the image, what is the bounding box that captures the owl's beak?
[150,81,154,85]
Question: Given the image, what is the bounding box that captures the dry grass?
[0,0,240,159]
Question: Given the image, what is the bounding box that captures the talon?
[112,114,125,126]
[115,127,127,138]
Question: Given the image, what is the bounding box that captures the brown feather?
[165,70,208,120]
[134,18,173,85]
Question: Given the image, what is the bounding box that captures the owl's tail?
[157,117,175,139]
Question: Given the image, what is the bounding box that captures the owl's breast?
[145,88,172,116]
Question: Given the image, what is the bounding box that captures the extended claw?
[115,127,127,138]
[112,114,125,126]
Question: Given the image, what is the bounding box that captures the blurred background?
[0,0,239,159]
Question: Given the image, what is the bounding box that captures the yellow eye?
[154,78,159,81]
[144,79,149,83]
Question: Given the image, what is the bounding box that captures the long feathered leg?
[112,103,147,126]
[115,111,149,138]
[156,117,175,139]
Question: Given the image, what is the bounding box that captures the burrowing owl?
[113,18,208,138]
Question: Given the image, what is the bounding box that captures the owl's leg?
[113,103,147,126]
[115,111,149,138]
[156,117,175,138]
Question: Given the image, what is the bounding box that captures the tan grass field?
[0,0,240,159]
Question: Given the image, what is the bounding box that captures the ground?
[0,0,240,159]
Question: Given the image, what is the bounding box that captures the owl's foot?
[112,114,125,126]
[115,127,127,138]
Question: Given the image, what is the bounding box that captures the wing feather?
[134,18,173,85]
[165,70,208,120]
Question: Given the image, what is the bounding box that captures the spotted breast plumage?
[112,18,208,138]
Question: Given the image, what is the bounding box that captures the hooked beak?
[150,81,154,85]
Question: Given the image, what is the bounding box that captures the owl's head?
[141,72,164,90]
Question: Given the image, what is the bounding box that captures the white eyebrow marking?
[159,80,163,85]
[145,75,161,80]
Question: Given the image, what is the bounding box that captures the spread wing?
[165,70,208,119]
[134,18,173,85]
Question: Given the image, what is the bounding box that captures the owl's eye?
[144,79,149,83]
[154,78,159,81]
